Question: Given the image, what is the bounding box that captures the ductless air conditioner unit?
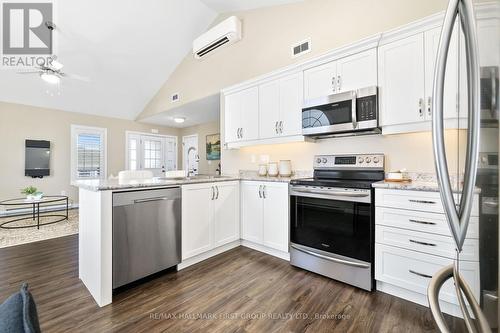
[193,16,242,59]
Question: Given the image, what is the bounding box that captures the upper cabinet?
[378,34,426,128]
[378,24,467,134]
[259,73,303,139]
[304,48,377,100]
[224,87,259,144]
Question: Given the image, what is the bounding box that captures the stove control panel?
[314,154,384,169]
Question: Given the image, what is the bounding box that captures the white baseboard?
[376,281,465,318]
[0,203,78,217]
[241,240,290,261]
[178,240,241,270]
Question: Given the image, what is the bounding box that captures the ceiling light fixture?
[174,117,186,124]
[40,72,60,84]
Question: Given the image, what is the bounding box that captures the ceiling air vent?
[171,93,180,103]
[291,39,311,58]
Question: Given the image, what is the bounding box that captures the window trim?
[71,124,107,182]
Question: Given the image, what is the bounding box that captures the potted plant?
[21,186,43,200]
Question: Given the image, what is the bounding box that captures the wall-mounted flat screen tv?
[25,140,50,178]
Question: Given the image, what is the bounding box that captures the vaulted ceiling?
[0,0,302,120]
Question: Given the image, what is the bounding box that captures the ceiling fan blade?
[50,60,64,71]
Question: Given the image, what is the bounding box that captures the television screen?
[26,147,50,170]
[25,140,50,177]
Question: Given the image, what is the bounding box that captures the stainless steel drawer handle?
[291,244,370,269]
[409,219,437,225]
[409,269,432,279]
[293,188,369,197]
[409,239,437,247]
[133,197,168,204]
[409,199,436,204]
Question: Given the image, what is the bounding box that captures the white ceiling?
[200,0,303,13]
[141,94,220,128]
[0,0,302,122]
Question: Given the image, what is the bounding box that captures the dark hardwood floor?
[0,235,466,332]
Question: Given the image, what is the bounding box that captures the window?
[126,132,177,174]
[71,125,107,181]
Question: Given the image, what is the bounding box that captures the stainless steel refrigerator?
[428,0,499,332]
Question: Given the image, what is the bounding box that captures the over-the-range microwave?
[301,86,380,138]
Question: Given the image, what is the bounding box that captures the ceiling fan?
[17,56,90,84]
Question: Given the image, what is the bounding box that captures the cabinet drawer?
[375,189,479,216]
[376,225,479,261]
[375,244,479,305]
[375,207,479,239]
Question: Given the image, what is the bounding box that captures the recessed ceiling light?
[174,117,186,124]
[40,72,60,84]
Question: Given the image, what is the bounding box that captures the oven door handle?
[291,245,370,269]
[291,188,369,197]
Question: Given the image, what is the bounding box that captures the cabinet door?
[224,92,240,144]
[336,48,377,92]
[181,185,214,260]
[262,183,289,252]
[378,34,426,126]
[279,73,303,136]
[424,26,460,121]
[259,80,281,139]
[240,87,259,141]
[214,182,240,247]
[303,61,337,100]
[241,182,264,244]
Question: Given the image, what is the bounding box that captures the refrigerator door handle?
[431,0,480,252]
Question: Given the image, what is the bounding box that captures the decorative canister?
[258,164,268,176]
[278,160,292,177]
[267,162,279,177]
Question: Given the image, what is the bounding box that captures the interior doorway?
[182,134,199,176]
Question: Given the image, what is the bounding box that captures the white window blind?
[71,125,107,181]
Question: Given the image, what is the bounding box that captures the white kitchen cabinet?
[262,183,289,252]
[241,182,264,243]
[378,33,426,127]
[241,181,289,252]
[304,48,377,100]
[375,188,480,317]
[214,181,240,247]
[182,185,213,260]
[303,61,337,100]
[182,181,240,260]
[336,48,378,92]
[259,73,303,139]
[224,87,259,144]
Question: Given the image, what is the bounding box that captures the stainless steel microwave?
[301,86,380,137]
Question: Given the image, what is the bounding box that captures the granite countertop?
[74,176,240,192]
[238,170,312,183]
[372,178,481,193]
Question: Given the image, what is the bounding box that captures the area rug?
[0,209,79,248]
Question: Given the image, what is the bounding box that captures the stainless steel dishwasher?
[112,187,181,288]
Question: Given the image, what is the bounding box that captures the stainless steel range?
[289,153,385,291]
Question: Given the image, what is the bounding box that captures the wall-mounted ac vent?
[291,39,311,58]
[171,93,180,103]
[193,16,242,59]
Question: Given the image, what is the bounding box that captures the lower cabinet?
[182,181,240,260]
[241,181,289,253]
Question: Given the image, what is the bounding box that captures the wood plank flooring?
[0,235,466,332]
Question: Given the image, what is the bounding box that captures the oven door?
[290,187,373,263]
[302,91,356,135]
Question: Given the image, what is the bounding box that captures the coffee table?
[0,196,69,229]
